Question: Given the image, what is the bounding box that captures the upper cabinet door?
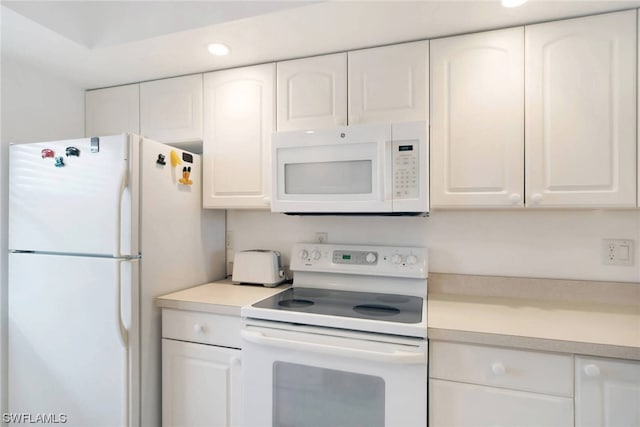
[430,27,525,208]
[85,84,140,137]
[277,53,347,131]
[348,41,429,125]
[140,74,203,145]
[203,64,275,209]
[525,10,637,208]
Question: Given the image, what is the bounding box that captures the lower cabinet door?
[576,356,640,427]
[162,339,241,427]
[429,379,573,427]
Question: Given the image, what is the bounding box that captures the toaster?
[232,250,286,287]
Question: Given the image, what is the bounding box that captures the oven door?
[271,123,393,213]
[241,321,427,427]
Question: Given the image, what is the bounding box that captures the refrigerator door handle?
[118,261,132,348]
[116,169,128,258]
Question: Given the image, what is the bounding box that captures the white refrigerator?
[8,134,225,426]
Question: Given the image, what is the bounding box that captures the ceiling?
[1,1,316,49]
[2,0,640,90]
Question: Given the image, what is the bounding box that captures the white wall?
[0,55,85,422]
[227,209,640,283]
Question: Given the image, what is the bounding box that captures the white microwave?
[271,121,429,215]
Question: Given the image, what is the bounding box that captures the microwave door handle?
[241,329,424,365]
[383,137,393,203]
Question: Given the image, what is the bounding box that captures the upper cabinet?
[85,76,203,150]
[85,84,140,137]
[277,43,429,131]
[202,64,275,209]
[430,27,524,208]
[430,10,637,209]
[348,41,429,125]
[84,9,638,211]
[140,74,203,145]
[276,53,347,131]
[525,10,637,208]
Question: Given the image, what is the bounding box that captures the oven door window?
[273,362,384,427]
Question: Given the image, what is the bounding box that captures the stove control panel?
[292,243,427,278]
[333,250,378,265]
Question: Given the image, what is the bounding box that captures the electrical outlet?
[602,239,635,266]
[315,232,328,244]
[226,231,233,249]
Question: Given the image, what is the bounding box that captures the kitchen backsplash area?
[227,209,640,283]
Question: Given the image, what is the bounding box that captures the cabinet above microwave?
[271,121,429,216]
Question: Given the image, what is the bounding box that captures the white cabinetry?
[348,41,428,125]
[525,10,637,207]
[85,84,140,137]
[202,64,275,209]
[575,356,640,426]
[431,379,574,426]
[276,53,347,131]
[430,27,524,208]
[429,341,574,427]
[277,44,429,131]
[430,10,637,209]
[161,309,242,427]
[140,74,203,147]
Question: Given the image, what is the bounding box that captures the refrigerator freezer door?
[9,134,138,256]
[8,253,139,427]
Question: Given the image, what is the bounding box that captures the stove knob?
[365,252,377,263]
[406,255,418,265]
[299,249,309,260]
[311,250,321,260]
[391,254,403,264]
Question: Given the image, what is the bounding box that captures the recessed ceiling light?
[208,43,230,56]
[501,0,527,7]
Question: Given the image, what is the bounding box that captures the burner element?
[353,304,401,317]
[279,299,314,308]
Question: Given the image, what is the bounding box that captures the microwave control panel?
[392,141,419,199]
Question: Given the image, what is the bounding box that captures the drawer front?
[429,379,574,427]
[162,309,242,348]
[430,341,573,396]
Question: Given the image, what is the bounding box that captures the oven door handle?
[241,329,425,364]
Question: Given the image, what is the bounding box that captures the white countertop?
[156,274,640,360]
[156,279,290,316]
[427,274,640,360]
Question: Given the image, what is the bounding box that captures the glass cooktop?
[251,287,423,324]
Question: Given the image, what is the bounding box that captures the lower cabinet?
[162,340,241,427]
[429,341,574,427]
[430,379,573,426]
[430,341,640,427]
[161,309,242,427]
[575,356,640,426]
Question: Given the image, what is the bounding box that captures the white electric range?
[241,243,428,427]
